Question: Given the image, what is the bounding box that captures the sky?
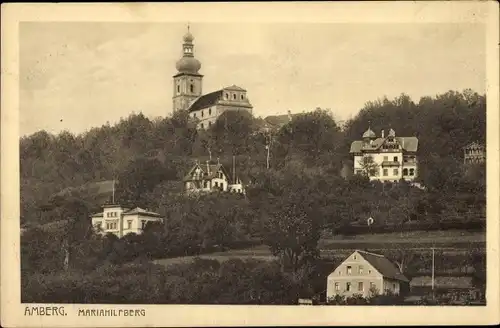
[19,22,486,136]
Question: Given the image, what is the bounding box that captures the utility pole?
[431,247,435,300]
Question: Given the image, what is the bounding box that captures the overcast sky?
[19,22,486,136]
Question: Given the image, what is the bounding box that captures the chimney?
[381,130,385,138]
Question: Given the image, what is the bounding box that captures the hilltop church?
[172,26,253,129]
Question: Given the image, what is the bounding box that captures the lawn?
[153,230,485,269]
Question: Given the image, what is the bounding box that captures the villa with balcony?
[350,127,419,182]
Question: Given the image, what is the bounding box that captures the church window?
[190,84,194,93]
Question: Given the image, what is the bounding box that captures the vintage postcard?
[1,1,499,327]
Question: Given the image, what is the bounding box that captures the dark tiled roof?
[350,137,418,153]
[264,114,292,127]
[357,250,409,282]
[188,90,223,113]
[410,276,473,289]
[123,207,162,218]
[225,85,246,91]
[183,162,241,184]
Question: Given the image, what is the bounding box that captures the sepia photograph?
[2,1,499,327]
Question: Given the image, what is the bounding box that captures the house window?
[368,269,372,274]
[214,182,219,188]
[208,121,212,127]
[370,282,375,289]
[403,168,408,176]
[410,168,415,176]
[393,168,399,176]
[193,113,197,118]
[177,85,180,93]
[224,93,228,99]
[383,169,388,176]
[127,220,132,229]
[359,266,364,274]
[95,222,102,231]
[353,255,357,260]
[346,266,352,275]
[232,94,236,100]
[201,110,204,118]
[358,282,364,291]
[393,283,396,290]
[241,94,244,100]
[200,123,204,129]
[335,283,339,291]
[209,108,212,115]
[346,282,351,291]
[383,156,388,161]
[204,181,208,188]
[190,84,194,93]
[393,156,398,162]
[106,221,117,230]
[141,220,147,230]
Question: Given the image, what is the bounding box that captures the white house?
[183,159,245,194]
[350,127,419,182]
[90,204,164,238]
[326,250,409,299]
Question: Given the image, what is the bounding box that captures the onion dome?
[183,31,194,43]
[176,57,201,74]
[362,127,376,139]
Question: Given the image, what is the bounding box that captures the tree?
[264,201,320,273]
[358,155,379,177]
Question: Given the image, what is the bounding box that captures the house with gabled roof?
[183,159,245,194]
[463,141,485,165]
[350,127,419,182]
[90,204,164,238]
[327,250,409,299]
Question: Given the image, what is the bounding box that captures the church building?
[172,26,253,129]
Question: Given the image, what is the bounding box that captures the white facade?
[350,128,418,183]
[91,205,164,238]
[326,250,408,300]
[183,161,245,194]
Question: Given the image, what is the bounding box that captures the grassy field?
[153,230,485,268]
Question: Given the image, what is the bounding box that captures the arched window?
[177,85,180,93]
[403,168,408,176]
[190,84,194,93]
[241,94,244,100]
[224,93,229,100]
[232,94,236,100]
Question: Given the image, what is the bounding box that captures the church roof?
[350,136,418,153]
[187,90,224,112]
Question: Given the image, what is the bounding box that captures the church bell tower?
[172,25,203,113]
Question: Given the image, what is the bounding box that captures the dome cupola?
[175,24,201,75]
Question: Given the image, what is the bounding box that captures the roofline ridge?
[356,249,384,257]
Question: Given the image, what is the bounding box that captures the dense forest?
[21,89,486,304]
